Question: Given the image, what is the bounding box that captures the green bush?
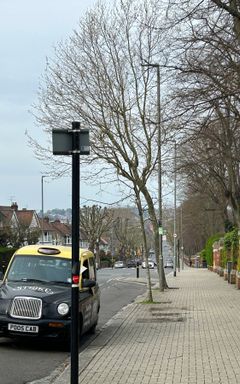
[100,257,114,268]
[204,233,223,267]
[0,247,16,272]
[203,229,239,270]
[237,255,240,272]
[223,228,238,268]
[200,249,206,259]
[220,248,227,269]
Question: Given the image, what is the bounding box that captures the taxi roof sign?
[37,247,61,255]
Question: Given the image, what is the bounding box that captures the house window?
[43,232,52,243]
[65,235,71,245]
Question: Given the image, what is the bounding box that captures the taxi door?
[80,256,99,333]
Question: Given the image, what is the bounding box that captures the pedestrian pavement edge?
[27,278,149,384]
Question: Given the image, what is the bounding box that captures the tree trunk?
[141,184,168,290]
[135,192,153,302]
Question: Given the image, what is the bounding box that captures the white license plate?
[8,323,39,333]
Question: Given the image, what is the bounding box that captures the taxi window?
[82,259,90,280]
[82,257,95,281]
[7,255,72,284]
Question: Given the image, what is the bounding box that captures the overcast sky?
[0,0,126,212]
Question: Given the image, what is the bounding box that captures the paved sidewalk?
[31,268,240,384]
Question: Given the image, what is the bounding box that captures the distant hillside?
[41,208,72,223]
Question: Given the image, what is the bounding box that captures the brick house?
[0,205,19,232]
[0,204,71,246]
[40,218,91,247]
[0,203,41,245]
[40,217,72,245]
[0,202,91,248]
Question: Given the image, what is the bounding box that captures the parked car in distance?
[114,261,125,268]
[164,259,174,268]
[142,259,154,269]
[127,259,137,268]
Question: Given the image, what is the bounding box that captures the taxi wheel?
[89,315,99,335]
[60,335,71,351]
[89,322,97,334]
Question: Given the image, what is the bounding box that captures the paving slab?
[29,268,240,384]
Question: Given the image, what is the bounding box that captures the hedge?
[0,247,16,272]
[204,233,223,267]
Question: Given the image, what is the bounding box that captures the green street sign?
[159,227,163,235]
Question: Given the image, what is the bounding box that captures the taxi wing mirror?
[82,279,96,289]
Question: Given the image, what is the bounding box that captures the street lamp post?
[141,62,164,291]
[180,205,184,269]
[173,141,177,277]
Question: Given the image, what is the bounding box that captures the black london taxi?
[0,245,100,343]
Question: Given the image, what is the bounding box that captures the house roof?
[41,217,56,232]
[0,203,90,243]
[51,220,71,236]
[16,209,39,228]
[0,210,11,224]
[0,206,18,226]
[0,204,40,230]
[0,204,90,247]
[41,218,90,241]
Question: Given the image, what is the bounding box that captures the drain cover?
[136,317,184,323]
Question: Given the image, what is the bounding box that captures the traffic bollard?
[136,263,139,278]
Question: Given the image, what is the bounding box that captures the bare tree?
[31,0,170,289]
[80,205,114,267]
[166,0,240,42]
[135,188,153,302]
[112,206,142,259]
[162,0,240,228]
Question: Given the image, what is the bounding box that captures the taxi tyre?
[60,316,82,351]
[89,303,100,334]
[59,335,70,351]
[88,320,97,334]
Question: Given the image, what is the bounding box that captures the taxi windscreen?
[6,255,72,284]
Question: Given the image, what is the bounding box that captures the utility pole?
[180,205,184,269]
[173,141,177,277]
[141,62,164,291]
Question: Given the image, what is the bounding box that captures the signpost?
[52,122,90,384]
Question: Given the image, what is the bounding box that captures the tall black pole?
[173,140,177,277]
[156,65,164,292]
[52,121,89,383]
[41,175,46,244]
[71,121,80,384]
[141,62,164,291]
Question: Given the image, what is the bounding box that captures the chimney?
[11,202,18,211]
